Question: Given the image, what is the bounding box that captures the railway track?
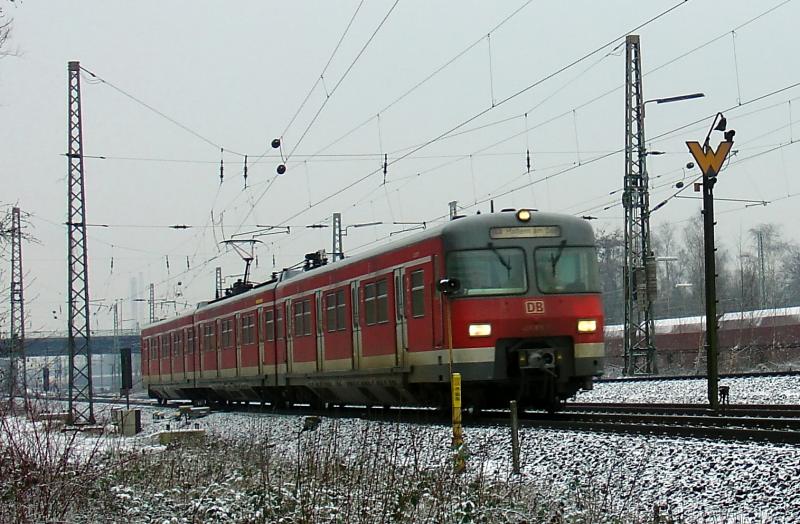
[596,369,800,382]
[565,401,800,418]
[37,396,800,444]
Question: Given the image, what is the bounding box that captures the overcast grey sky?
[1,0,798,334]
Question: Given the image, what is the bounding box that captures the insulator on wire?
[165,255,170,272]
[110,257,114,274]
[526,149,531,173]
[383,153,388,184]
[243,155,248,188]
[186,256,190,270]
[219,148,224,183]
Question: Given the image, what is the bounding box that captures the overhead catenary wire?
[279,0,366,140]
[262,1,693,234]
[425,79,800,223]
[63,2,797,324]
[400,0,794,153]
[78,66,246,158]
[283,0,401,163]
[296,0,536,164]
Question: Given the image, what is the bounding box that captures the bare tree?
[749,223,789,308]
[0,1,14,58]
[594,227,625,324]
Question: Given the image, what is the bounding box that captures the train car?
[142,209,605,410]
[604,307,800,374]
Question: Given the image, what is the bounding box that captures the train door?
[181,331,187,382]
[406,263,436,352]
[285,299,294,374]
[394,268,408,367]
[237,312,244,377]
[257,307,265,377]
[315,291,324,372]
[350,281,362,369]
[215,319,222,378]
[191,325,199,387]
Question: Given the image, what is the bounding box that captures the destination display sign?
[490,226,561,239]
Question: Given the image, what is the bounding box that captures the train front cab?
[440,210,605,410]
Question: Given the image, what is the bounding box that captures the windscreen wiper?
[550,239,567,273]
[487,242,511,272]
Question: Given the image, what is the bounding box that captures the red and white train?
[141,209,605,410]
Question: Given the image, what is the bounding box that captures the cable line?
[268,1,691,230]
[284,0,402,162]
[78,66,246,157]
[280,0,366,139]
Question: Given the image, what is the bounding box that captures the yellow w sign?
[686,141,733,176]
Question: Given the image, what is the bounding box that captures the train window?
[276,307,284,340]
[326,290,347,331]
[326,293,337,332]
[364,283,376,325]
[411,270,425,318]
[242,313,255,345]
[265,310,275,341]
[203,323,215,352]
[446,248,527,296]
[173,332,181,356]
[221,319,234,348]
[376,280,388,323]
[293,300,312,336]
[294,302,303,336]
[534,246,601,294]
[161,335,169,358]
[336,290,346,331]
[187,329,195,354]
[303,299,312,336]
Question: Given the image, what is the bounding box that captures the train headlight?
[516,209,532,222]
[468,323,492,337]
[577,319,597,333]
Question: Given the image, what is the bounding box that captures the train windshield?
[534,245,600,294]
[446,248,527,296]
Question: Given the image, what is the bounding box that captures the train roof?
[605,306,800,335]
[142,209,595,331]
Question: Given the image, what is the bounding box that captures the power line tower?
[66,60,95,423]
[9,206,27,398]
[622,35,657,376]
[112,300,120,390]
[332,212,343,261]
[149,283,155,323]
[215,267,223,299]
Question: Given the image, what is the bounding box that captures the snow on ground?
[113,399,800,523]
[6,374,800,522]
[572,374,800,405]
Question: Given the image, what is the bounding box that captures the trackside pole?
[441,278,465,472]
[451,372,465,473]
[510,400,520,474]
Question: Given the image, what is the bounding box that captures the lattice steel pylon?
[67,60,95,424]
[215,268,223,300]
[149,283,155,323]
[9,206,27,398]
[332,213,343,261]
[622,35,657,375]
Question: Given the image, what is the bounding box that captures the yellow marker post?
[451,372,465,472]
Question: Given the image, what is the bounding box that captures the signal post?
[686,113,735,411]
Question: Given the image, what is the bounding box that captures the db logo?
[525,300,545,314]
